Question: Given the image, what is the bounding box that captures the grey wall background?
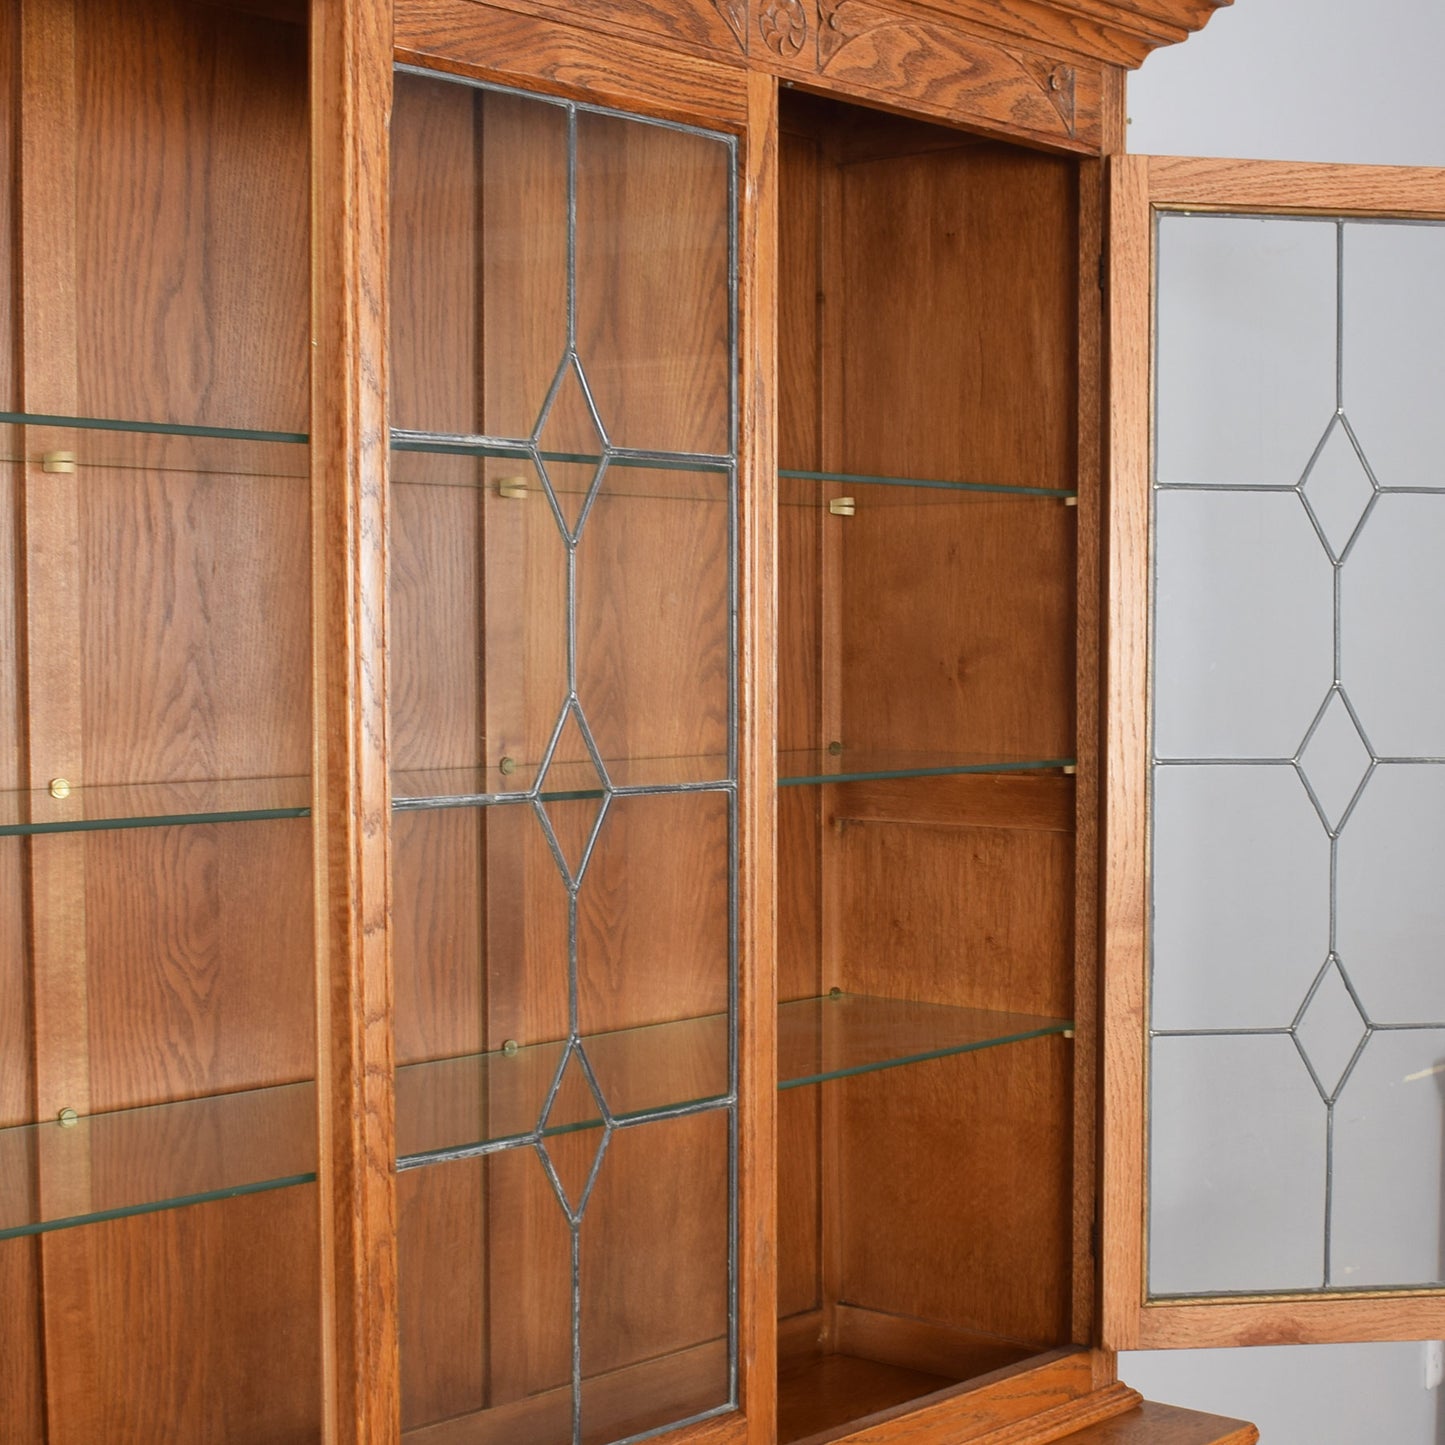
[1120,1,1445,1440]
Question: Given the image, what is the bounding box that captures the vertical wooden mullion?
[1098,151,1152,1355]
[310,0,399,1439]
[739,68,779,1445]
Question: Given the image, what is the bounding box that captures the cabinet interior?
[0,2,320,1441]
[0,5,1090,1440]
[772,91,1081,1443]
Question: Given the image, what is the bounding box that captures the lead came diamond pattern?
[1301,414,1377,562]
[1296,688,1373,833]
[390,74,739,1445]
[534,703,610,888]
[539,1046,612,1218]
[1151,214,1445,1298]
[536,354,608,539]
[1293,957,1370,1100]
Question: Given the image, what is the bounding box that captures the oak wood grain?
[0,6,12,414]
[784,1349,1110,1445]
[575,111,734,457]
[1069,153,1106,1346]
[17,0,89,1138]
[392,809,486,1064]
[80,463,311,784]
[577,790,731,1031]
[418,0,747,64]
[397,0,750,131]
[403,1341,745,1445]
[739,69,781,1445]
[1051,1399,1256,1445]
[1134,1293,1445,1351]
[390,70,482,439]
[44,1188,321,1444]
[1098,151,1150,1354]
[397,1162,487,1430]
[836,820,1074,1017]
[0,839,28,1130]
[1144,154,1445,218]
[0,5,22,1114]
[757,4,1105,155]
[310,0,399,1437]
[0,1238,44,1445]
[75,0,308,431]
[837,1042,1073,1347]
[779,1353,958,1445]
[833,1307,1036,1381]
[845,0,1227,69]
[831,775,1074,832]
[85,821,314,1111]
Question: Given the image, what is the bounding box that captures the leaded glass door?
[1103,156,1445,1349]
[385,67,740,1443]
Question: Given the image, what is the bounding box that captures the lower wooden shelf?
[778,1354,962,1445]
[777,1311,1040,1445]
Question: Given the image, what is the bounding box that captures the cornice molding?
[898,0,1232,68]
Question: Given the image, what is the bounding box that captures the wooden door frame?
[1102,153,1445,1351]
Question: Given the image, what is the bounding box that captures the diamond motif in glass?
[536,355,607,538]
[1293,957,1369,1099]
[539,1046,610,1217]
[1296,688,1373,832]
[1301,415,1376,562]
[534,704,609,887]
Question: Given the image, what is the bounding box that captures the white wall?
[1121,4,1445,1441]
[1125,0,1445,166]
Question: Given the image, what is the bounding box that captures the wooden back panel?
[775,93,1078,1365]
[74,0,308,432]
[7,4,321,1441]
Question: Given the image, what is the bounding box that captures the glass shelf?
[396,1015,732,1168]
[778,750,1074,786]
[0,1082,316,1241]
[0,412,307,478]
[0,998,1071,1231]
[0,777,310,837]
[392,755,733,810]
[778,993,1072,1089]
[396,994,1071,1169]
[390,430,729,472]
[778,467,1074,500]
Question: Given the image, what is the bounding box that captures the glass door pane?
[1148,207,1445,1301]
[389,68,737,1444]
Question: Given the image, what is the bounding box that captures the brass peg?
[57,1107,79,1127]
[501,1039,519,1056]
[497,477,529,499]
[1063,496,1079,507]
[829,497,856,517]
[499,756,517,776]
[42,451,76,474]
[827,741,843,755]
[1062,764,1077,776]
[49,777,71,799]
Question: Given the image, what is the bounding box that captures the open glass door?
[1103,156,1445,1349]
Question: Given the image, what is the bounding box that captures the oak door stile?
[310,0,400,1438]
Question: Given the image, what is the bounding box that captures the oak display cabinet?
[2,1,1441,1444]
